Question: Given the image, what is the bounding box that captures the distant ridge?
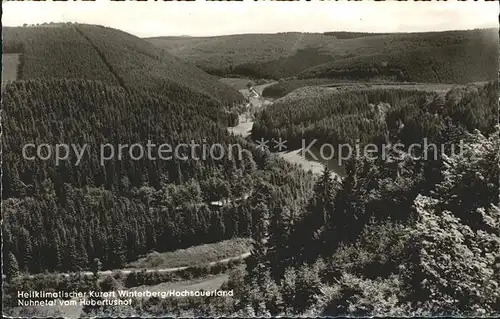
[147,28,498,83]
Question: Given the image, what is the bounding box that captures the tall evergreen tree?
[309,167,336,229]
[5,252,20,280]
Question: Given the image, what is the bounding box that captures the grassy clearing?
[262,79,455,99]
[346,82,455,92]
[219,77,254,90]
[262,78,342,98]
[126,238,252,270]
[2,53,21,90]
[277,148,346,180]
[227,115,253,138]
[274,81,456,105]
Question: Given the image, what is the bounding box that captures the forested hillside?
[147,33,331,77]
[232,126,499,317]
[262,78,353,98]
[2,79,314,274]
[226,82,498,317]
[298,29,498,83]
[2,24,243,105]
[253,82,497,151]
[148,29,498,83]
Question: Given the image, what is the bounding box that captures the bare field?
[2,53,21,90]
[219,77,255,90]
[273,81,456,105]
[336,82,456,92]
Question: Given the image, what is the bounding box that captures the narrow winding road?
[23,252,251,279]
[228,82,345,180]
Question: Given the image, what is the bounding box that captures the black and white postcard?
[2,0,499,317]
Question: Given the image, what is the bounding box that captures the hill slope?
[2,24,244,105]
[147,29,498,83]
[253,81,497,150]
[1,24,315,278]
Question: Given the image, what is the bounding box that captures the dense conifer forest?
[2,22,498,317]
[232,127,499,317]
[3,24,244,105]
[2,79,314,273]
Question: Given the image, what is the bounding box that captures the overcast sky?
[3,0,498,37]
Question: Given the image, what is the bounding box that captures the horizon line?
[3,21,498,39]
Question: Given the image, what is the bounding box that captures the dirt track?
[24,252,251,279]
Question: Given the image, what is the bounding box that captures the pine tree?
[333,158,363,242]
[75,234,89,270]
[244,202,271,306]
[91,258,102,277]
[5,252,20,280]
[110,232,127,269]
[268,205,291,279]
[209,211,226,242]
[281,267,297,315]
[310,167,336,229]
[260,268,284,315]
[292,167,337,261]
[294,264,322,313]
[253,202,270,258]
[242,152,257,173]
